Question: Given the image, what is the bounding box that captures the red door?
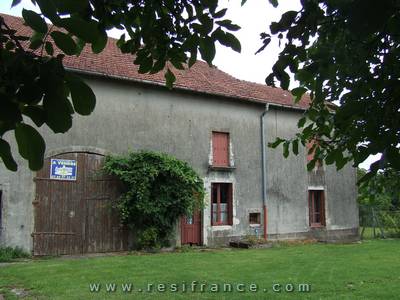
[181,211,202,245]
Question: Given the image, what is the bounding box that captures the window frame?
[308,190,326,228]
[211,183,233,226]
[212,131,230,167]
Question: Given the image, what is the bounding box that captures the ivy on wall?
[103,151,204,249]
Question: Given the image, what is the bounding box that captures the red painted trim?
[263,205,268,240]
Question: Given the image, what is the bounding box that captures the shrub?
[0,247,30,262]
[104,151,204,249]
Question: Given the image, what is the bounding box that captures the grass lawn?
[0,239,399,299]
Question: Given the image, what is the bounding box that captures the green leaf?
[43,95,73,133]
[291,86,307,103]
[279,10,298,27]
[52,0,88,14]
[50,31,77,55]
[358,170,377,185]
[386,147,400,170]
[29,31,44,50]
[283,141,290,158]
[60,17,100,43]
[66,75,96,115]
[268,0,278,7]
[137,55,153,74]
[22,9,48,34]
[165,69,176,89]
[213,29,241,53]
[0,139,17,171]
[188,50,197,68]
[11,0,21,7]
[199,37,216,64]
[335,151,346,170]
[0,101,22,123]
[268,138,284,148]
[150,59,166,74]
[292,139,299,155]
[325,150,336,165]
[14,123,45,170]
[215,20,241,31]
[213,8,227,18]
[35,0,60,24]
[91,30,108,54]
[198,14,214,34]
[45,41,54,56]
[22,106,46,127]
[297,116,306,128]
[307,159,316,171]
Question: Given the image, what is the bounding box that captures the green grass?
[0,240,399,299]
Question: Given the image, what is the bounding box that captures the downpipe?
[260,104,269,240]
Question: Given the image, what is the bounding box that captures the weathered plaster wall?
[264,108,359,240]
[265,109,310,236]
[0,75,359,251]
[0,76,264,250]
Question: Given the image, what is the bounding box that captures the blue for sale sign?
[50,159,77,181]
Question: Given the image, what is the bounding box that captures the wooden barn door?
[33,152,129,256]
[181,211,202,245]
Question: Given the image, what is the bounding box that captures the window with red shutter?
[308,190,326,227]
[211,183,233,226]
[212,132,229,167]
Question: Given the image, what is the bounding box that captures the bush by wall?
[0,247,30,262]
[103,151,204,249]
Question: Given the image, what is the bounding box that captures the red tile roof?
[1,13,309,109]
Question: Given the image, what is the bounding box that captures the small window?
[211,183,233,226]
[309,190,326,227]
[249,213,261,225]
[212,132,229,167]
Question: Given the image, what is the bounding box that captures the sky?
[0,0,378,169]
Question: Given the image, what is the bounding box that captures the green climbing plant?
[103,150,204,249]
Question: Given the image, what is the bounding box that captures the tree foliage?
[103,151,204,249]
[264,0,400,182]
[358,168,400,209]
[0,0,242,171]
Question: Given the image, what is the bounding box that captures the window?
[249,213,261,225]
[212,132,229,167]
[309,190,326,227]
[211,183,233,226]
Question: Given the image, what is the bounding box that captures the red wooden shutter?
[212,132,229,166]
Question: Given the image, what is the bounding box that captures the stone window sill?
[208,165,236,172]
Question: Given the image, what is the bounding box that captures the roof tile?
[1,13,309,109]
